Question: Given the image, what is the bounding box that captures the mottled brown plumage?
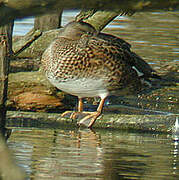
[41,21,159,128]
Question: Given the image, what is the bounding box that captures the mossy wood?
[6,111,178,133]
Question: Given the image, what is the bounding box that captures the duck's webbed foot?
[78,98,106,128]
[62,97,106,128]
[61,98,85,119]
[77,111,101,128]
[61,111,91,119]
[61,111,75,119]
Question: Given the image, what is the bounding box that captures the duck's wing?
[77,34,143,91]
[97,32,161,80]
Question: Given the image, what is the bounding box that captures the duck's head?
[59,21,97,40]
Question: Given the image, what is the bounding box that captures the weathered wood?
[0,40,7,130]
[0,0,179,26]
[13,28,62,58]
[34,10,63,31]
[15,11,64,56]
[0,23,13,131]
[6,111,178,133]
[76,10,134,31]
[13,29,42,56]
[81,11,119,31]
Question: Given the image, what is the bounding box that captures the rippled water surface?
[7,124,179,180]
[107,12,179,71]
[9,10,179,179]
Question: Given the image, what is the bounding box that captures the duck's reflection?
[8,127,178,180]
[77,128,102,149]
[33,128,149,179]
[33,128,103,179]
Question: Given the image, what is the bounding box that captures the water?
[7,123,179,180]
[10,10,179,179]
[13,17,34,36]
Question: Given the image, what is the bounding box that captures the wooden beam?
[0,0,179,26]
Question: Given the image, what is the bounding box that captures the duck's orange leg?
[78,98,106,128]
[61,98,88,119]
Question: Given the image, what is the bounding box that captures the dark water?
[10,10,179,179]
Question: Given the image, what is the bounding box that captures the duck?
[41,21,160,128]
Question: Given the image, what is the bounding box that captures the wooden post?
[34,10,63,32]
[0,23,13,135]
[0,40,7,132]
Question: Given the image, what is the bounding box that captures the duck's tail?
[130,51,161,80]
